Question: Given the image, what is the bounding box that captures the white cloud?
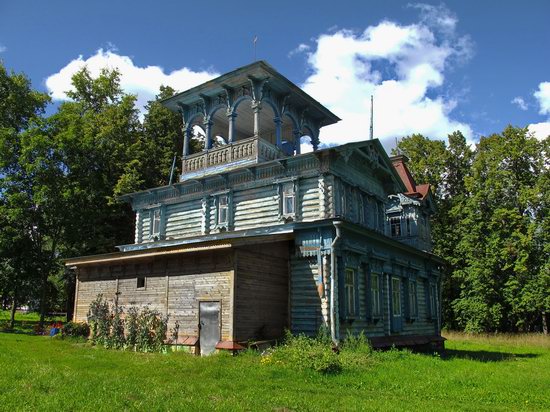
[297,4,474,147]
[528,122,550,140]
[0,44,6,53]
[534,81,550,115]
[511,96,528,111]
[288,43,310,58]
[527,81,550,140]
[45,48,218,113]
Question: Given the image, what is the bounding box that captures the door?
[199,301,220,356]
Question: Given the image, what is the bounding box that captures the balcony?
[181,136,284,181]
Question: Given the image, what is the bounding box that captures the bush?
[86,295,169,353]
[266,331,342,374]
[62,322,90,338]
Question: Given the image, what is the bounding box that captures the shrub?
[87,294,111,346]
[267,331,342,374]
[62,322,90,338]
[86,295,169,353]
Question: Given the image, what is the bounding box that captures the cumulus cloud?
[45,48,218,113]
[511,96,528,111]
[0,44,6,53]
[534,82,550,115]
[528,82,550,140]
[296,3,474,147]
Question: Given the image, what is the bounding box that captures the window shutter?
[403,278,410,320]
[338,257,346,319]
[425,280,432,320]
[364,264,372,321]
[378,275,384,319]
[354,268,360,318]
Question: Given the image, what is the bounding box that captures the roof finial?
[369,95,374,140]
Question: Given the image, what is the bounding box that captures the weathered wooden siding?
[290,256,323,336]
[233,185,279,230]
[299,177,320,221]
[74,251,234,341]
[164,199,202,239]
[74,266,117,322]
[234,243,289,341]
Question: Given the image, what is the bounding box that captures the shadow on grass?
[442,348,538,362]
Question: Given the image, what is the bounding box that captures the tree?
[452,126,548,332]
[0,62,50,326]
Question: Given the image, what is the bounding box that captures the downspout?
[330,221,343,345]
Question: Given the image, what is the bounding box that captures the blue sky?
[1,0,549,148]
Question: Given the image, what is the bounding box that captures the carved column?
[182,125,191,156]
[274,116,282,148]
[204,118,213,150]
[252,101,261,137]
[227,110,237,143]
[293,129,302,154]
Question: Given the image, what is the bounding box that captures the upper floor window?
[218,195,229,226]
[151,209,161,239]
[392,277,402,317]
[345,268,356,317]
[390,217,401,237]
[371,273,380,317]
[282,182,295,216]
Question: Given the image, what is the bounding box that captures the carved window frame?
[277,178,298,222]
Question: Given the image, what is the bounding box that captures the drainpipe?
[330,221,343,345]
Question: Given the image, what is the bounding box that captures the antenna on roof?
[369,95,374,140]
[253,35,258,61]
[168,153,177,185]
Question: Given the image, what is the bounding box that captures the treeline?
[395,131,549,333]
[1,63,549,333]
[0,64,201,327]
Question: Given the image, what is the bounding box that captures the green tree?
[0,62,50,326]
[453,126,548,332]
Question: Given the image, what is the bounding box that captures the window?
[358,194,364,225]
[378,202,385,232]
[218,195,229,225]
[406,217,411,236]
[345,268,356,317]
[430,284,437,318]
[137,277,146,289]
[409,280,417,318]
[151,209,161,238]
[392,277,401,316]
[390,217,401,237]
[371,273,380,317]
[282,182,295,216]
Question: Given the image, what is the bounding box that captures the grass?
[0,318,549,411]
[0,310,65,334]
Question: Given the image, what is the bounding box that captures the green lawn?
[0,310,65,334]
[0,328,549,411]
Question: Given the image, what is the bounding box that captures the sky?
[1,0,549,149]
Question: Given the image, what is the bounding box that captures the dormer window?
[390,217,401,237]
[282,182,295,216]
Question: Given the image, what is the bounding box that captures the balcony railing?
[181,136,283,180]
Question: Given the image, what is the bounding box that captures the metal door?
[199,301,220,356]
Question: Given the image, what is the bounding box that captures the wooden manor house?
[66,61,445,355]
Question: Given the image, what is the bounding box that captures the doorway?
[199,301,221,356]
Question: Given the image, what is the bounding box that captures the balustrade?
[181,136,283,178]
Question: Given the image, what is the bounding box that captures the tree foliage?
[396,127,549,332]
